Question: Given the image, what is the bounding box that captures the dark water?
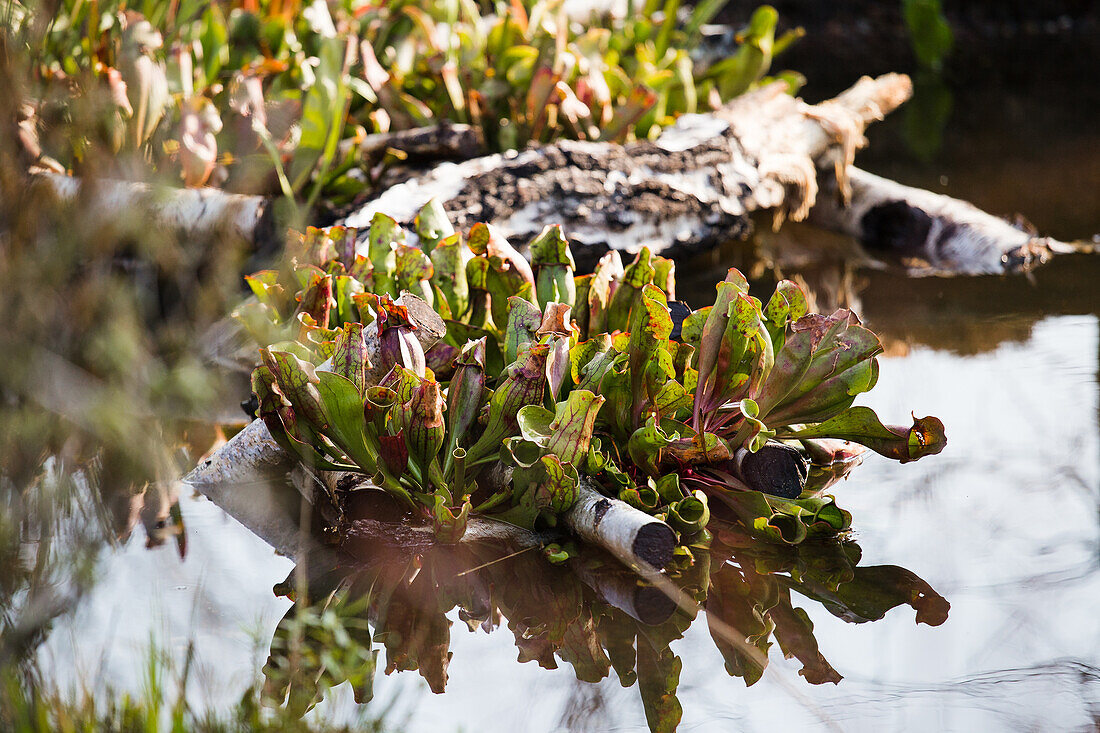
[36,83,1100,731]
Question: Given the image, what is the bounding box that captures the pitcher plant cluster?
[235,202,946,547]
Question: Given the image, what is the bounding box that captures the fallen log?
[38,73,1082,276]
[35,170,271,246]
[809,167,1062,275]
[187,420,678,572]
[732,442,809,499]
[340,73,1080,274]
[345,74,914,264]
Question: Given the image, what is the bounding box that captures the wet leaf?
[711,488,850,546]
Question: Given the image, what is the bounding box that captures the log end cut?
[631,521,677,569]
[735,442,809,499]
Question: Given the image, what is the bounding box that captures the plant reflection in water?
[255,490,948,731]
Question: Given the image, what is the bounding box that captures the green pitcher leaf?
[395,244,434,306]
[297,271,335,329]
[464,343,550,467]
[331,322,369,396]
[415,198,455,254]
[529,225,576,308]
[393,378,445,478]
[754,310,883,427]
[263,349,327,430]
[628,415,681,477]
[544,389,606,467]
[668,491,710,534]
[430,233,472,318]
[782,406,947,463]
[586,250,623,335]
[367,213,405,297]
[246,270,288,313]
[570,335,616,390]
[503,295,543,366]
[332,275,366,327]
[607,247,655,333]
[431,494,471,544]
[762,279,808,352]
[445,338,488,463]
[315,370,378,473]
[468,223,535,327]
[627,283,675,425]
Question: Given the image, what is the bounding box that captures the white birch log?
[38,74,1082,276]
[37,171,270,245]
[564,479,677,570]
[808,167,1067,275]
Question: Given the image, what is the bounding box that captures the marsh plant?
[236,203,946,548]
